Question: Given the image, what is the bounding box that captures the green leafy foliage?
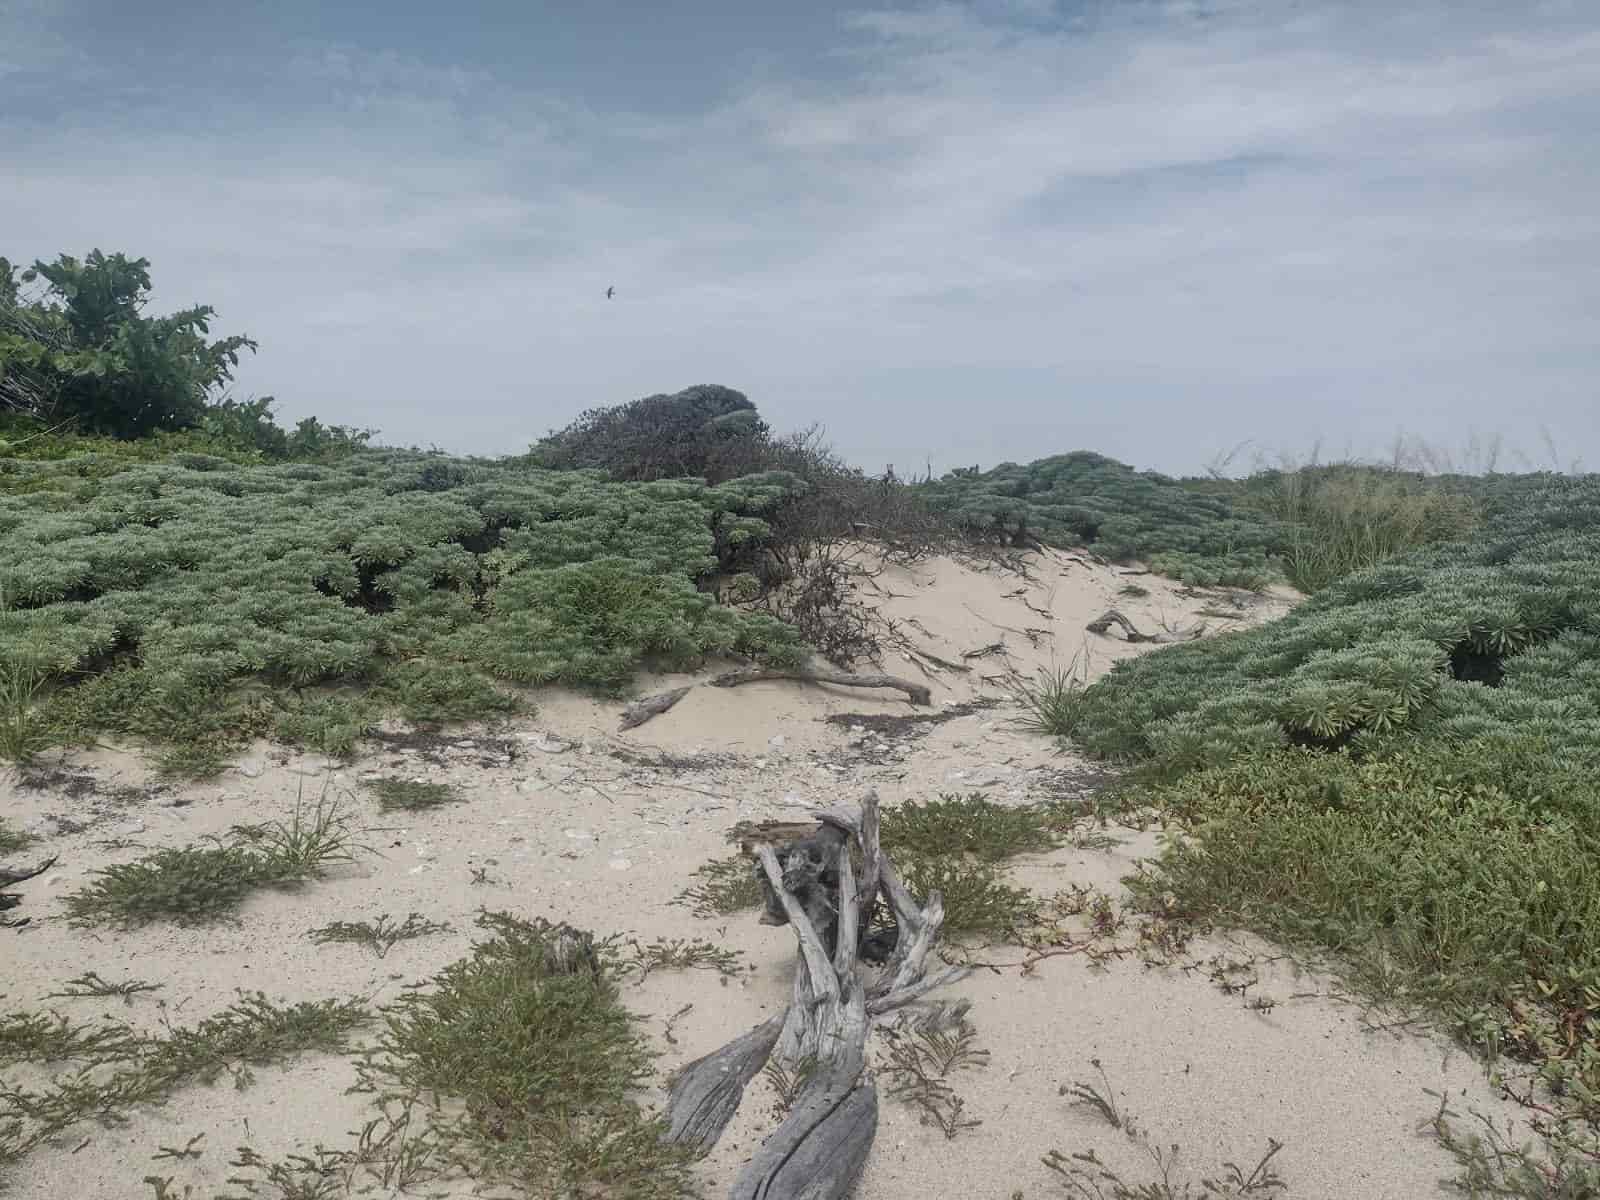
[0,449,811,765]
[0,251,257,437]
[881,792,1058,861]
[918,451,1289,586]
[1132,742,1600,1121]
[362,911,695,1198]
[527,383,768,483]
[1066,474,1600,774]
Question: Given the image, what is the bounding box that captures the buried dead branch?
[1085,608,1205,644]
[662,791,968,1199]
[620,666,932,731]
[2,855,57,925]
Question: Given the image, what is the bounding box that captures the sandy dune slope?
[2,548,1527,1198]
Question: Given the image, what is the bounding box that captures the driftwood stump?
[662,793,967,1199]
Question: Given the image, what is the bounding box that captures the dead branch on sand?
[618,686,693,730]
[1,856,57,926]
[708,666,931,706]
[662,793,967,1198]
[619,666,932,731]
[1086,608,1205,644]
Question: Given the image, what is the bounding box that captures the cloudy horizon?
[3,0,1596,477]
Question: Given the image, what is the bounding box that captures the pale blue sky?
[3,0,1596,475]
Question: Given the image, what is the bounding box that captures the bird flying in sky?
[606,286,614,299]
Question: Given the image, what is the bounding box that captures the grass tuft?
[0,656,52,766]
[1012,660,1091,739]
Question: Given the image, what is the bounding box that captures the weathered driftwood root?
[710,666,932,706]
[1086,608,1205,644]
[618,685,692,730]
[1,856,56,926]
[662,793,967,1200]
[664,1013,786,1154]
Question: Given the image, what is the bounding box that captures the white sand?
[2,548,1527,1198]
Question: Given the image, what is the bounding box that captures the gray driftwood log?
[661,793,968,1199]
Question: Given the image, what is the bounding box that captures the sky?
[2,0,1597,477]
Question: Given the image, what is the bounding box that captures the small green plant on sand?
[46,971,164,1005]
[308,913,452,959]
[1424,1089,1600,1199]
[881,792,1058,861]
[879,1001,989,1139]
[1,992,369,1175]
[627,937,745,982]
[358,910,695,1198]
[63,795,360,926]
[366,777,459,813]
[896,852,1037,938]
[674,854,764,917]
[1044,1058,1287,1197]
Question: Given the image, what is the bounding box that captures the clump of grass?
[63,795,361,926]
[880,1001,988,1139]
[1045,1058,1287,1197]
[881,792,1058,861]
[627,936,746,982]
[1117,583,1150,598]
[308,913,452,959]
[1,992,369,1173]
[1013,660,1090,738]
[359,910,695,1198]
[0,656,52,766]
[366,776,458,813]
[1253,460,1478,593]
[47,971,164,1005]
[674,854,764,917]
